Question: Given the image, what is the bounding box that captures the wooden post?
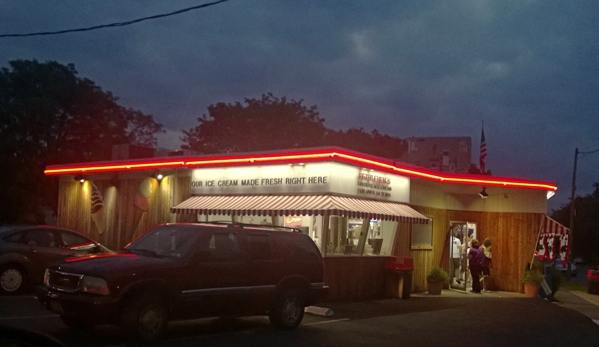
[531,215,545,270]
[568,147,578,279]
[330,216,339,253]
[321,215,330,256]
[356,217,371,255]
[339,216,348,249]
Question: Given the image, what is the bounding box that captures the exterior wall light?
[152,172,164,182]
[479,187,488,198]
[74,175,85,183]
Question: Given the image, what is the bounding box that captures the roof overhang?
[44,146,557,192]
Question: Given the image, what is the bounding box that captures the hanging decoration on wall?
[535,216,570,264]
[133,178,155,228]
[90,181,106,234]
[559,232,570,265]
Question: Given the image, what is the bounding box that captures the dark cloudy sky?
[1,1,598,212]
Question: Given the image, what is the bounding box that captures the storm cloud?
[1,0,597,211]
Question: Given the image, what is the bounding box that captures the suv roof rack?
[194,221,302,233]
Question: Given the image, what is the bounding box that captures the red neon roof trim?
[44,159,186,174]
[43,147,557,191]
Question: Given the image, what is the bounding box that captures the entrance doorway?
[448,221,477,291]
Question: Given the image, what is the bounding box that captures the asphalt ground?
[311,289,599,347]
[1,287,598,347]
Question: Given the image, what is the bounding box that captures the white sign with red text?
[190,162,409,203]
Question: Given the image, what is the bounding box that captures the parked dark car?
[38,222,328,342]
[0,225,113,294]
[573,257,587,265]
[554,257,577,277]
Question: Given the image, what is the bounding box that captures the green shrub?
[427,266,449,283]
[522,269,544,284]
[531,259,544,274]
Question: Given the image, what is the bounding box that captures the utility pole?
[567,148,578,279]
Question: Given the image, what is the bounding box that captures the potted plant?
[427,266,449,295]
[522,264,544,297]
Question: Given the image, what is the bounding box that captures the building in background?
[399,137,472,173]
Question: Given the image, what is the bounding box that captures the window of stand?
[323,216,397,256]
[411,217,433,249]
[196,213,398,256]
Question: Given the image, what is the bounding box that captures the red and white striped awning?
[543,216,570,235]
[171,195,429,224]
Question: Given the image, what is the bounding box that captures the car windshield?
[125,225,200,258]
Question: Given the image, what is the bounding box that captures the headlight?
[79,276,110,295]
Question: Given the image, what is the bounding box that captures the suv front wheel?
[269,288,305,330]
[120,294,169,342]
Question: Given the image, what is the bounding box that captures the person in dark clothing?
[468,239,485,293]
[481,238,493,292]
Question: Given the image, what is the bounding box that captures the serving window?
[197,213,407,257]
[411,217,433,249]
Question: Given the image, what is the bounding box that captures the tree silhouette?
[551,183,599,265]
[0,59,163,223]
[183,93,407,159]
[183,93,328,153]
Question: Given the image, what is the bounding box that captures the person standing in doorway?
[468,239,485,293]
[481,238,493,292]
[460,231,474,283]
[450,230,462,284]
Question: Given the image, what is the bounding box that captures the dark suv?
[37,222,327,341]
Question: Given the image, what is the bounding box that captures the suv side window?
[277,234,320,261]
[247,234,273,261]
[206,232,241,262]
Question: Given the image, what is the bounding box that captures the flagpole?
[479,121,487,174]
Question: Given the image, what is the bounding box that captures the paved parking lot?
[1,287,598,347]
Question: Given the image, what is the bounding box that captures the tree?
[551,183,599,265]
[183,93,329,153]
[183,93,407,159]
[0,59,163,224]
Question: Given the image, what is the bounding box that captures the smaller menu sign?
[357,172,392,198]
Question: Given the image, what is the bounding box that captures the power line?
[579,147,599,155]
[0,0,230,38]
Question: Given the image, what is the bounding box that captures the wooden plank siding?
[53,172,545,298]
[323,256,387,301]
[409,205,544,293]
[56,175,179,251]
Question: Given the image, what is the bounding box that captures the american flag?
[479,127,487,173]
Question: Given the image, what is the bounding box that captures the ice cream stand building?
[44,146,566,300]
